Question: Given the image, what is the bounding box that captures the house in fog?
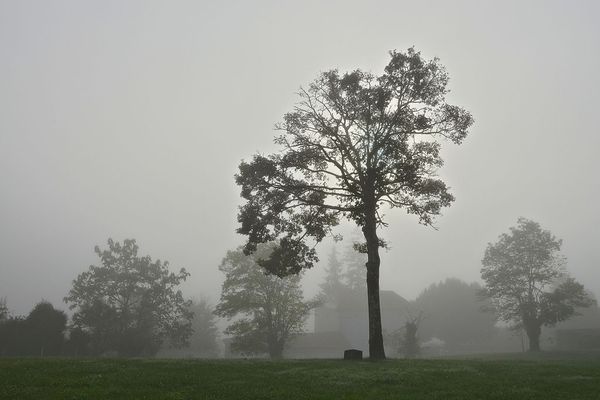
[287,286,411,358]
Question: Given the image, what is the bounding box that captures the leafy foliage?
[235,48,473,359]
[236,48,473,275]
[64,238,193,356]
[481,218,594,351]
[215,244,318,359]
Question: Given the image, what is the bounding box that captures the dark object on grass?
[344,349,363,360]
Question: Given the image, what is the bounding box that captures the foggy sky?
[1,0,599,315]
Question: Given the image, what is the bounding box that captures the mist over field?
[1,0,599,360]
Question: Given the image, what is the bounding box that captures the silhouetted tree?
[0,300,18,356]
[64,326,92,357]
[0,298,7,322]
[481,218,594,351]
[0,316,26,356]
[235,48,473,359]
[414,278,496,350]
[215,244,318,359]
[25,301,67,356]
[0,301,67,356]
[65,238,193,356]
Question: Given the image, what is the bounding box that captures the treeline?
[0,297,219,358]
[0,238,219,358]
[0,301,75,356]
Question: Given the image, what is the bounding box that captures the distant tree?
[215,244,318,359]
[481,218,594,351]
[235,48,473,359]
[343,242,367,291]
[319,247,345,304]
[187,299,219,357]
[65,238,193,356]
[0,298,7,322]
[0,301,67,356]
[319,240,367,305]
[157,299,220,358]
[547,292,600,330]
[25,301,67,356]
[399,313,422,358]
[64,326,92,357]
[0,316,26,356]
[414,278,496,349]
[0,299,19,356]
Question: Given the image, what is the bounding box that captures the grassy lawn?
[1,357,600,399]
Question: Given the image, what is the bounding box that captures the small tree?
[399,315,421,359]
[481,218,594,351]
[65,238,193,356]
[235,48,473,359]
[215,244,318,359]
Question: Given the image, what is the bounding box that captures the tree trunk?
[525,323,541,352]
[362,203,386,360]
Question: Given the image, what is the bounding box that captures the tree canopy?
[64,238,193,356]
[236,48,473,359]
[481,218,594,351]
[215,243,318,359]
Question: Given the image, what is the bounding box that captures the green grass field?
[1,356,600,399]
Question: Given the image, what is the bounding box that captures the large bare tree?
[235,48,473,359]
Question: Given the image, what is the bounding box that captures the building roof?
[334,287,409,312]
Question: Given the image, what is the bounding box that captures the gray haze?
[1,0,599,315]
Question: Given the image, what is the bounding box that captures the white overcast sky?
[1,0,599,315]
